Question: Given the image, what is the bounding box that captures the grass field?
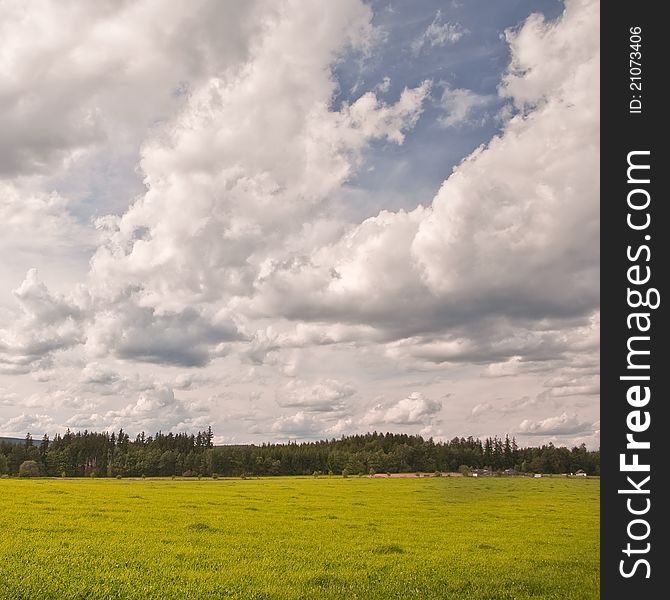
[0,477,599,599]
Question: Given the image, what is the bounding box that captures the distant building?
[503,468,525,477]
[470,469,495,477]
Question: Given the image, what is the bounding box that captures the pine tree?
[503,435,513,468]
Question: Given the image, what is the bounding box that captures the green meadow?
[0,477,599,599]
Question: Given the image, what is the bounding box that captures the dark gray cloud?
[96,304,245,367]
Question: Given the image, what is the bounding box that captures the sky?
[0,0,599,448]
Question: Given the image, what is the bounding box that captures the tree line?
[0,429,600,478]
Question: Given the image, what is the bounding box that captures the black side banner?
[601,3,667,596]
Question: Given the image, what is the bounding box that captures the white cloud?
[518,412,593,436]
[270,411,322,438]
[275,379,355,412]
[1,412,55,436]
[63,385,204,434]
[268,390,441,440]
[250,0,599,373]
[412,11,467,55]
[67,3,427,370]
[0,389,18,407]
[0,270,86,374]
[366,392,441,426]
[86,79,429,315]
[0,0,273,177]
[540,372,599,398]
[470,402,495,420]
[484,356,527,377]
[79,362,120,385]
[0,1,600,447]
[0,182,97,304]
[0,183,92,247]
[438,85,493,128]
[500,0,598,113]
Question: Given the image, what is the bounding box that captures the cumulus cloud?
[13,269,85,325]
[500,2,597,112]
[470,402,495,421]
[518,412,594,436]
[0,183,93,247]
[0,269,86,374]
[0,389,18,407]
[366,392,441,426]
[63,385,207,434]
[0,1,599,447]
[87,80,429,317]
[250,0,599,371]
[385,312,599,368]
[484,356,528,378]
[248,207,431,329]
[268,391,442,440]
[86,303,243,367]
[275,379,355,412]
[540,372,599,398]
[79,362,120,386]
[270,411,323,438]
[59,1,427,371]
[0,0,273,176]
[438,85,493,128]
[83,2,415,303]
[0,182,97,304]
[1,412,55,436]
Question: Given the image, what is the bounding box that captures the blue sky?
[333,0,564,218]
[56,0,566,224]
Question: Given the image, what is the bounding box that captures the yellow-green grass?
[0,477,599,599]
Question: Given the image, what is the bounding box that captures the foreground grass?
[0,477,598,599]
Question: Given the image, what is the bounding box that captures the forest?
[0,429,599,478]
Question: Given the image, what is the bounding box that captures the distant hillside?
[0,437,25,445]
